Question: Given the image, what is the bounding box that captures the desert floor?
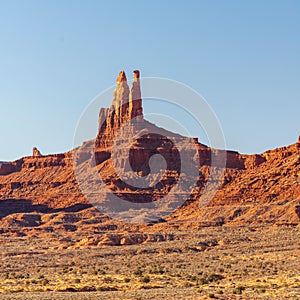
[0,225,299,299]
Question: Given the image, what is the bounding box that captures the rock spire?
[96,70,144,149]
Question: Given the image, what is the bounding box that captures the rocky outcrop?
[96,70,143,150]
[32,147,42,157]
[91,70,247,206]
[77,232,175,247]
[0,159,23,176]
[244,154,266,169]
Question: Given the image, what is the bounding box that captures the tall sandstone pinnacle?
[95,70,143,150]
[129,70,143,119]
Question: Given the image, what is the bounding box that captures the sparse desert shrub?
[97,286,118,291]
[207,273,224,282]
[60,286,97,292]
[184,281,193,287]
[140,275,150,283]
[233,286,245,294]
[149,266,165,274]
[187,274,198,281]
[134,268,143,276]
[103,276,113,283]
[198,273,224,284]
[78,285,97,292]
[41,278,50,285]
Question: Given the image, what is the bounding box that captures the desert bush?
[41,278,50,285]
[97,286,118,291]
[134,268,143,276]
[149,266,165,274]
[140,275,150,283]
[184,281,193,287]
[198,273,224,284]
[233,286,245,294]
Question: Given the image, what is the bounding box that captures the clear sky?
[0,0,299,161]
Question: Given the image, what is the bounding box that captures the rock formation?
[92,71,246,208]
[32,147,42,157]
[0,70,299,234]
[95,70,143,150]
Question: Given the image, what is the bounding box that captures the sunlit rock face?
[0,70,299,226]
[96,70,143,150]
[92,70,245,207]
[32,147,42,157]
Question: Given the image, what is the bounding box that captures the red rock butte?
[0,70,299,230]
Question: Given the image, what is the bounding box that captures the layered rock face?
[91,71,247,206]
[77,70,299,212]
[0,70,299,232]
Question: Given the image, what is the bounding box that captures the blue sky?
[0,0,299,160]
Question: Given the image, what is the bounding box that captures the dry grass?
[0,225,299,299]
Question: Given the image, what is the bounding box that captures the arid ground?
[0,224,299,299]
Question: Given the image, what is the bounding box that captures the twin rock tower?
[96,70,143,150]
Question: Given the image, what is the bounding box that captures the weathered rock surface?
[32,147,42,157]
[0,70,299,237]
